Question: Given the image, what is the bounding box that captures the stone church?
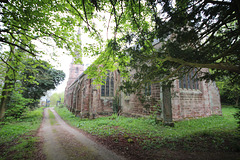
[64,55,222,122]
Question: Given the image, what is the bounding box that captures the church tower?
[64,27,84,106]
[66,59,84,88]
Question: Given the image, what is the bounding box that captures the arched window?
[145,83,151,96]
[101,72,115,97]
[179,69,199,90]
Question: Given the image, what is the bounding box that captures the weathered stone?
[64,60,222,121]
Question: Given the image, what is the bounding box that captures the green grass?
[48,109,57,125]
[0,107,44,160]
[55,105,240,151]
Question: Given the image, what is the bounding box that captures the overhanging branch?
[163,56,240,73]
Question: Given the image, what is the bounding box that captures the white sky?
[36,27,105,99]
[36,40,96,98]
[39,12,116,98]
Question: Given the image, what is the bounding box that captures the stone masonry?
[64,61,222,121]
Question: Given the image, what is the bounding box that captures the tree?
[1,0,74,119]
[0,46,22,120]
[56,0,240,89]
[0,0,80,59]
[0,55,65,119]
[217,80,240,106]
[65,0,240,126]
[50,92,64,106]
[1,0,240,120]
[21,59,65,108]
[5,91,32,119]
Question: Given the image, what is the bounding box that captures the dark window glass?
[145,83,151,96]
[106,74,109,97]
[179,78,182,88]
[179,69,199,90]
[110,75,114,96]
[101,81,105,96]
[101,72,114,97]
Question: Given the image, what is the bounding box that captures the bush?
[58,103,65,108]
[234,107,240,131]
[5,92,32,119]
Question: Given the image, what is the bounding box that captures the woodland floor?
[36,108,240,160]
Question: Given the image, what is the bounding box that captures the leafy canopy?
[21,59,65,101]
[56,0,240,90]
[0,0,81,61]
[1,0,239,89]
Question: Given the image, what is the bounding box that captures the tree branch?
[0,38,36,56]
[66,0,100,37]
[205,0,231,6]
[82,0,90,31]
[163,56,240,73]
[212,40,240,61]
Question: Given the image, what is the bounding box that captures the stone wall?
[65,69,222,121]
[171,79,222,120]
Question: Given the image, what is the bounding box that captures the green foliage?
[55,105,239,151]
[22,59,65,104]
[217,80,240,129]
[0,107,43,160]
[50,92,64,106]
[112,91,121,114]
[71,0,240,94]
[234,107,240,131]
[5,91,32,120]
[58,103,65,108]
[217,80,240,106]
[0,56,65,120]
[1,0,80,58]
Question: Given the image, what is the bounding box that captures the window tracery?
[179,69,199,90]
[101,72,115,97]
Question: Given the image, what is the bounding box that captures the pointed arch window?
[179,69,199,90]
[101,72,114,97]
[145,83,151,96]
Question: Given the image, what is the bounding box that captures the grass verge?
[48,109,57,125]
[0,107,44,160]
[55,105,240,152]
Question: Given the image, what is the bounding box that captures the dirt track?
[38,107,125,160]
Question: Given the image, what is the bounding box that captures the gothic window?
[101,72,115,97]
[145,83,151,96]
[179,69,199,90]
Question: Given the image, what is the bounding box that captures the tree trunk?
[0,77,12,120]
[0,39,16,120]
[0,102,6,120]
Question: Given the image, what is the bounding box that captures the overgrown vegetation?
[4,91,32,120]
[0,107,44,160]
[55,105,239,151]
[0,56,65,120]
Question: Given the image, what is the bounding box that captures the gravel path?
[38,107,125,160]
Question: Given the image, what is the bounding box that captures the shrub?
[5,91,32,119]
[234,107,240,131]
